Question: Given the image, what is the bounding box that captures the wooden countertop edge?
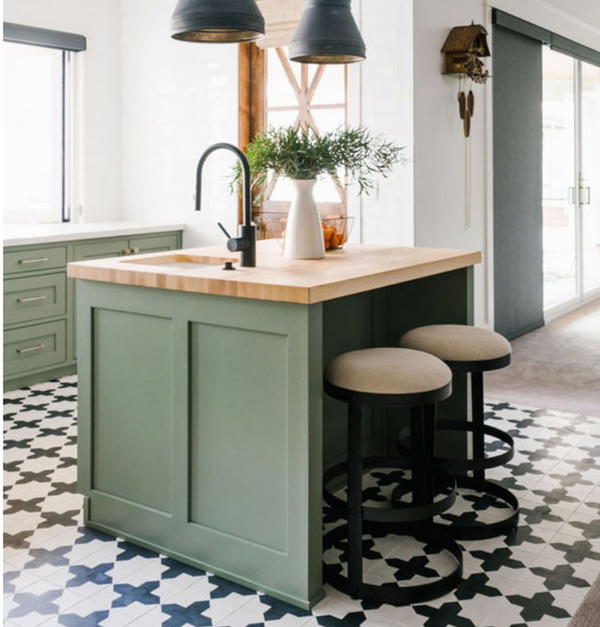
[68,250,481,305]
[67,264,311,303]
[307,251,481,304]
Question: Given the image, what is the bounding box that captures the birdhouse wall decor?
[441,22,491,138]
[442,23,491,82]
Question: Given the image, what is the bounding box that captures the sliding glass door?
[542,48,576,309]
[581,61,600,294]
[543,49,600,312]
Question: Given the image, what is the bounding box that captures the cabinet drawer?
[4,273,67,326]
[4,246,67,275]
[4,321,67,377]
[129,234,180,255]
[73,238,130,261]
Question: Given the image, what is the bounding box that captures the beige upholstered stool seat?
[400,325,511,364]
[325,347,452,396]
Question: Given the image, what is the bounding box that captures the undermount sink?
[122,253,236,271]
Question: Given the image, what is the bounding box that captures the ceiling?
[543,0,600,30]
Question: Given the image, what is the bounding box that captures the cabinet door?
[128,234,180,255]
[4,320,67,377]
[4,245,67,275]
[4,273,67,326]
[73,238,130,262]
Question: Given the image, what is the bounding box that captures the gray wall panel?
[493,24,544,339]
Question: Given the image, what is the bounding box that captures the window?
[3,24,85,224]
[239,43,348,238]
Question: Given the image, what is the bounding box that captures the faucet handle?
[217,222,232,239]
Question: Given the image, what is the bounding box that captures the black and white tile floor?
[4,376,600,626]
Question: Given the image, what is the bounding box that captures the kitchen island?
[68,240,480,609]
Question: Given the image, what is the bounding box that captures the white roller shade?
[256,0,305,48]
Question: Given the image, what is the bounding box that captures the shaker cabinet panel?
[129,234,180,255]
[73,238,130,262]
[4,320,67,377]
[4,273,67,326]
[4,246,67,275]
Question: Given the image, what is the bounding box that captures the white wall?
[4,0,123,222]
[413,0,600,327]
[351,0,414,247]
[120,0,239,248]
[413,0,489,325]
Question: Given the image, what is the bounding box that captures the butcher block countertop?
[67,240,481,304]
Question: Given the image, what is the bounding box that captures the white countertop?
[3,222,186,247]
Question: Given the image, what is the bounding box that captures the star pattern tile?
[3,376,599,626]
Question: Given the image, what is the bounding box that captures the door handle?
[581,186,591,205]
[16,343,46,354]
[19,257,49,265]
[17,295,46,304]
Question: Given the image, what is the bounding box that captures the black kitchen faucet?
[195,143,256,268]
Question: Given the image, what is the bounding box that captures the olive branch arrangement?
[232,126,406,204]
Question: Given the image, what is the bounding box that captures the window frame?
[3,23,86,223]
[239,42,349,232]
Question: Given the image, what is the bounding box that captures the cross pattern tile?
[4,376,600,626]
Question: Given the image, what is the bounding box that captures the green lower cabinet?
[76,266,473,610]
[4,320,67,377]
[4,272,66,326]
[77,281,323,609]
[3,230,182,390]
[4,245,67,275]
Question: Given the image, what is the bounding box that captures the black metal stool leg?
[423,405,436,509]
[410,406,427,507]
[471,371,485,482]
[347,401,363,597]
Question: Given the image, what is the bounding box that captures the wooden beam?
[239,43,266,223]
[239,43,266,151]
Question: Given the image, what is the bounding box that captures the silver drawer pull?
[19,257,49,265]
[17,295,47,304]
[16,343,46,354]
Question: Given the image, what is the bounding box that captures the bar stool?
[400,325,518,540]
[323,348,463,606]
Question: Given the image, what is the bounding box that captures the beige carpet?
[487,299,600,417]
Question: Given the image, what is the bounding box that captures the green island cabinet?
[70,242,479,610]
[3,230,182,390]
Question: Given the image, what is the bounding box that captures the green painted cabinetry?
[3,230,182,390]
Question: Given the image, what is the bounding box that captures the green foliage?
[232,126,405,201]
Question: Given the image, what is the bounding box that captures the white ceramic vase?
[284,179,325,260]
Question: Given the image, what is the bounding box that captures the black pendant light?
[171,0,265,43]
[290,0,365,64]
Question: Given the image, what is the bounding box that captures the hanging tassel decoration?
[458,86,475,229]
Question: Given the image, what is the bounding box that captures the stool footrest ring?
[397,420,515,474]
[436,476,520,540]
[324,456,457,524]
[323,523,463,606]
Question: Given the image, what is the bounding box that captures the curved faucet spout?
[195,143,252,227]
[195,142,256,267]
